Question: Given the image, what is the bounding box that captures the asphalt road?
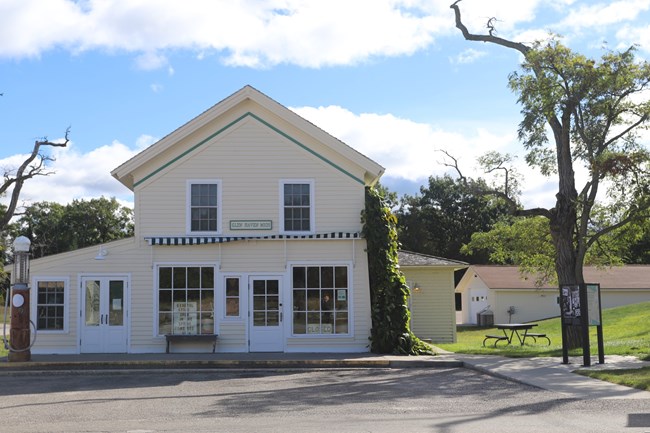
[0,368,648,433]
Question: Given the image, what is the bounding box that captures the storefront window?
[158,266,214,335]
[292,265,348,335]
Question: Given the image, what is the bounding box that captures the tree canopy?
[396,174,511,263]
[450,1,650,287]
[13,197,134,258]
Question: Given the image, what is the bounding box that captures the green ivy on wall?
[361,186,433,355]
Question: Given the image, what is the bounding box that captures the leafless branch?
[0,127,70,231]
[450,0,530,55]
[438,149,466,183]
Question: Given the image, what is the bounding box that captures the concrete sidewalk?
[451,353,650,399]
[1,351,648,400]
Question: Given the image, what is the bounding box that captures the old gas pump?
[7,236,32,362]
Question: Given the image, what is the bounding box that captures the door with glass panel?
[249,277,283,352]
[80,276,128,353]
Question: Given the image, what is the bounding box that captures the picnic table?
[483,323,550,347]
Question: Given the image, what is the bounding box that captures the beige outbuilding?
[456,265,650,325]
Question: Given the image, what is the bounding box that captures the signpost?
[559,283,604,366]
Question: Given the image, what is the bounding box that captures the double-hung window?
[34,279,67,332]
[281,180,314,233]
[187,180,221,234]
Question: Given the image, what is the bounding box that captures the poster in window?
[173,302,198,334]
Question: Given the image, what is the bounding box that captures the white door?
[468,287,489,325]
[249,277,283,352]
[81,277,128,353]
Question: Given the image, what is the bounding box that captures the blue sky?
[1,0,650,211]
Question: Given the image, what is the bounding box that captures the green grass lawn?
[576,368,650,391]
[435,301,650,391]
[436,301,650,359]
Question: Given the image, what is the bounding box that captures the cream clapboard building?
[456,265,650,325]
[29,86,390,354]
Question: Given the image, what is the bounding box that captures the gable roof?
[111,85,385,190]
[398,250,468,268]
[469,265,650,290]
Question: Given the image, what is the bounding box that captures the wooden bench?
[165,334,218,353]
[525,333,551,346]
[483,334,508,347]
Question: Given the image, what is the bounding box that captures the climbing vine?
[361,186,433,355]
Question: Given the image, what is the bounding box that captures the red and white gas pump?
[6,236,33,362]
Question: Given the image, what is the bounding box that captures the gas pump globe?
[8,236,32,362]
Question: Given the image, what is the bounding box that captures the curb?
[0,358,464,374]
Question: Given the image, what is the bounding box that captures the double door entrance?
[80,276,128,353]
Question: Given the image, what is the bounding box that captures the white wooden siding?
[29,237,371,353]
[402,267,457,343]
[137,118,364,238]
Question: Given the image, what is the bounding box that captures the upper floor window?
[281,180,314,233]
[187,180,221,233]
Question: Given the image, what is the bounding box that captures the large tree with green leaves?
[450,1,650,290]
[14,197,134,258]
[396,174,511,262]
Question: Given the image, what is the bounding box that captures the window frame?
[154,263,217,337]
[279,179,315,235]
[31,277,69,334]
[288,262,352,338]
[222,275,242,320]
[186,179,222,235]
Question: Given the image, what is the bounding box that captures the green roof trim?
[133,112,364,188]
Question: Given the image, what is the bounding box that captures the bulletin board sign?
[560,285,581,325]
[586,283,601,326]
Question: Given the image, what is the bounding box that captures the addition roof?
[397,250,468,268]
[111,85,385,190]
[469,265,650,290]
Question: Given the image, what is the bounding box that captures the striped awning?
[145,232,361,246]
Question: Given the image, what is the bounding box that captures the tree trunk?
[550,127,585,349]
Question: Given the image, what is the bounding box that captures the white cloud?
[616,24,650,54]
[0,140,138,209]
[0,0,561,68]
[559,0,650,30]
[0,0,444,67]
[292,105,558,208]
[134,51,169,71]
[450,48,487,64]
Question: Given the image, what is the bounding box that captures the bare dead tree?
[0,128,70,231]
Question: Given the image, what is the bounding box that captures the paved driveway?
[0,368,648,433]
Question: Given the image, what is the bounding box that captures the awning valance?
[145,232,361,246]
